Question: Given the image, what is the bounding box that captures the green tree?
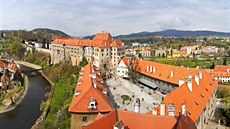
[79,56,88,67]
[223,58,227,65]
[210,62,215,69]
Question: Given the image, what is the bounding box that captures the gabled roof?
[118,57,131,66]
[68,64,113,113]
[135,59,200,85]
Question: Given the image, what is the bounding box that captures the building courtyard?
[105,77,164,113]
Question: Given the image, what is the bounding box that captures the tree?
[128,56,139,83]
[138,53,142,58]
[210,62,215,69]
[79,56,88,67]
[223,58,227,65]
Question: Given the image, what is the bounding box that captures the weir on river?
[0,65,50,129]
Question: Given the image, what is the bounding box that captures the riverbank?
[0,75,29,114]
[14,61,54,129]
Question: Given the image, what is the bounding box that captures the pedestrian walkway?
[106,77,164,113]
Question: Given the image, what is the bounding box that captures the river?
[0,65,50,129]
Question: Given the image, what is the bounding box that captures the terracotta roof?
[118,57,131,66]
[214,71,230,77]
[173,52,187,55]
[111,39,124,47]
[135,59,200,85]
[93,32,112,41]
[52,32,122,48]
[82,109,196,129]
[0,60,6,68]
[7,60,20,73]
[214,65,230,72]
[82,109,117,129]
[152,70,217,122]
[68,64,113,113]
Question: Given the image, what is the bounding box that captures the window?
[83,116,88,122]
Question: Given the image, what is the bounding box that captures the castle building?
[51,32,125,70]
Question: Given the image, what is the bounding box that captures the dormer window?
[168,103,175,116]
[88,97,97,110]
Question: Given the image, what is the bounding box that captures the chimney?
[146,66,149,72]
[188,73,192,79]
[187,78,192,92]
[199,71,202,79]
[153,67,156,73]
[150,66,153,73]
[195,75,199,85]
[152,109,157,115]
[91,66,94,73]
[182,103,186,117]
[93,80,97,88]
[179,78,185,86]
[170,70,174,78]
[160,97,165,116]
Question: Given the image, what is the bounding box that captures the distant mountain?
[30,28,69,37]
[116,29,230,39]
[116,31,155,39]
[158,29,230,37]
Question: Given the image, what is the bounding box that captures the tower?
[134,98,140,113]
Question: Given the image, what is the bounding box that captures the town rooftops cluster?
[69,59,217,129]
[52,32,124,47]
[68,63,113,113]
[135,59,217,126]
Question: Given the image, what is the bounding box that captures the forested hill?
[1,28,70,41]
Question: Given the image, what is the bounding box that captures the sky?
[0,0,230,36]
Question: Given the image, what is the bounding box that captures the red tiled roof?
[111,39,124,47]
[82,109,117,129]
[0,60,6,68]
[52,32,124,48]
[93,33,112,41]
[68,64,113,113]
[214,65,230,72]
[82,109,196,129]
[135,59,200,85]
[214,71,230,77]
[152,70,217,122]
[118,57,131,66]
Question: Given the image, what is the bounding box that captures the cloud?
[0,0,229,36]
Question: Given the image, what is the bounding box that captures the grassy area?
[40,76,78,129]
[155,58,230,69]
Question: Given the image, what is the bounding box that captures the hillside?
[30,28,69,37]
[1,28,70,41]
[158,29,230,37]
[116,29,230,39]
